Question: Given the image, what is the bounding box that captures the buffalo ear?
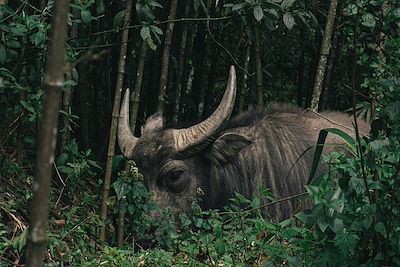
[209,133,252,165]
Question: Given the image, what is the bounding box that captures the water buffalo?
[118,66,369,221]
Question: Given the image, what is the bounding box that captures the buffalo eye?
[168,170,183,183]
[166,170,187,193]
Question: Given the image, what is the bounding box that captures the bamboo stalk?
[26,0,70,265]
[99,0,134,242]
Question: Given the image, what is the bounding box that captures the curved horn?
[118,89,138,159]
[173,66,237,152]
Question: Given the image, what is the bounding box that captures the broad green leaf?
[215,238,226,254]
[281,0,295,9]
[10,26,27,36]
[140,26,150,40]
[232,2,247,11]
[145,36,157,51]
[361,13,376,28]
[344,3,358,16]
[33,31,46,45]
[392,8,400,18]
[253,5,263,22]
[150,25,163,35]
[112,154,125,172]
[113,179,131,200]
[283,12,295,30]
[57,152,69,166]
[317,217,329,232]
[81,9,93,24]
[334,231,358,255]
[308,128,357,185]
[8,40,20,48]
[375,222,387,237]
[149,1,163,8]
[113,10,125,30]
[251,196,260,208]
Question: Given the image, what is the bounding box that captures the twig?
[307,108,369,136]
[0,111,26,147]
[219,192,308,216]
[55,187,65,208]
[87,15,235,38]
[53,162,66,186]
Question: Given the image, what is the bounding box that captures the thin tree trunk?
[78,63,90,149]
[130,42,147,131]
[99,0,133,242]
[297,26,305,107]
[26,0,70,265]
[117,42,148,246]
[117,200,126,247]
[322,30,339,110]
[157,0,178,113]
[253,22,263,108]
[239,39,251,111]
[173,1,191,122]
[179,12,198,121]
[61,62,73,148]
[310,0,339,111]
[61,11,78,149]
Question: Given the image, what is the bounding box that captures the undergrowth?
[1,105,400,266]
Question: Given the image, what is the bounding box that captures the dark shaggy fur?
[130,103,369,221]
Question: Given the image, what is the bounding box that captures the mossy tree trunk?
[310,0,339,111]
[157,0,178,113]
[26,0,70,265]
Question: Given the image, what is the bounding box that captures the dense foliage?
[0,0,399,266]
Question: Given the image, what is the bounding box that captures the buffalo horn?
[118,88,138,159]
[173,66,237,152]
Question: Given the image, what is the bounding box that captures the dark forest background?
[1,0,400,266]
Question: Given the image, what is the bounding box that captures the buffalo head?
[117,66,247,215]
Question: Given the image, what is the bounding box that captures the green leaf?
[7,40,20,48]
[308,128,357,184]
[362,216,373,230]
[331,218,344,233]
[140,26,150,40]
[334,231,358,256]
[113,10,125,30]
[112,155,125,172]
[283,12,295,30]
[331,199,344,214]
[81,9,93,24]
[10,26,27,36]
[150,25,163,36]
[350,178,366,194]
[281,0,295,9]
[317,217,329,232]
[375,222,387,237]
[149,1,163,8]
[113,179,131,200]
[33,31,46,46]
[344,3,358,16]
[145,36,157,51]
[251,196,260,208]
[57,153,69,166]
[253,5,264,22]
[392,8,400,18]
[361,13,376,28]
[0,44,6,64]
[215,238,226,254]
[232,2,247,11]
